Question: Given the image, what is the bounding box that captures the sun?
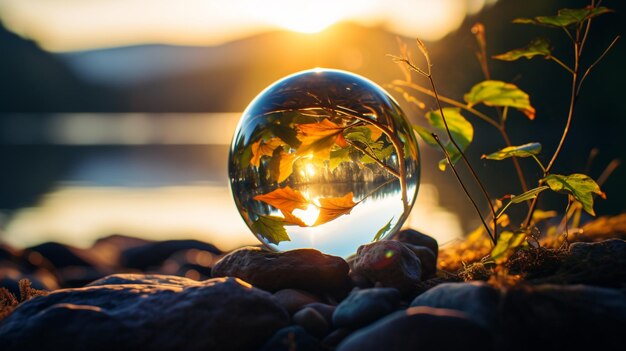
[256,0,349,34]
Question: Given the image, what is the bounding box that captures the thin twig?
[433,133,495,244]
[347,140,401,178]
[427,75,499,240]
[577,35,620,95]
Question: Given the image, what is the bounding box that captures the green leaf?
[252,215,290,244]
[372,217,394,242]
[543,173,605,216]
[493,38,551,61]
[361,145,394,164]
[425,108,473,171]
[510,186,549,204]
[344,127,372,145]
[514,6,613,28]
[464,80,536,120]
[482,142,542,160]
[329,147,352,171]
[412,125,438,147]
[491,231,527,264]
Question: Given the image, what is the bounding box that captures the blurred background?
[0,0,624,251]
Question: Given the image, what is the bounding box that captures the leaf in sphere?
[493,38,551,61]
[514,7,612,27]
[366,125,384,141]
[344,127,372,145]
[277,152,297,183]
[510,186,549,204]
[296,119,346,159]
[314,192,357,226]
[252,216,290,244]
[361,144,394,164]
[250,137,284,167]
[281,210,308,227]
[482,142,542,160]
[329,147,353,171]
[425,108,473,171]
[543,173,605,216]
[464,80,535,120]
[372,217,394,242]
[254,186,309,213]
[491,230,527,264]
[269,124,301,149]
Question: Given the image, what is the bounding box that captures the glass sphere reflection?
[229,68,420,257]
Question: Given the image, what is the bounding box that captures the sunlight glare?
[248,0,352,34]
[292,203,320,227]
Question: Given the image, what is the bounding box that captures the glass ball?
[229,68,420,257]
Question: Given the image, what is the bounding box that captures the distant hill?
[0,23,121,112]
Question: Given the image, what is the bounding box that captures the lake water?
[0,113,463,253]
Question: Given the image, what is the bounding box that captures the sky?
[0,0,497,52]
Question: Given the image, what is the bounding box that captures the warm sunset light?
[0,0,498,51]
[254,0,349,34]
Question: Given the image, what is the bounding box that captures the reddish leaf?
[254,186,309,213]
[250,137,284,167]
[281,210,308,227]
[314,192,357,226]
[296,119,346,159]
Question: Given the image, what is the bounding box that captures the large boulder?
[497,284,626,350]
[0,274,289,351]
[533,239,626,288]
[211,247,350,297]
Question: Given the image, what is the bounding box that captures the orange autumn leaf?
[296,119,346,159]
[250,137,284,167]
[314,192,357,226]
[277,152,297,183]
[281,210,308,227]
[254,186,309,213]
[366,125,383,141]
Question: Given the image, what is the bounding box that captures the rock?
[351,241,421,295]
[322,328,352,348]
[349,270,374,289]
[302,302,336,324]
[498,284,626,350]
[404,244,437,279]
[26,242,98,269]
[258,326,323,351]
[121,239,222,270]
[293,307,329,337]
[391,229,438,259]
[212,247,350,297]
[87,273,199,286]
[273,289,320,314]
[534,239,626,288]
[333,288,401,329]
[337,306,493,351]
[410,282,499,330]
[0,275,288,351]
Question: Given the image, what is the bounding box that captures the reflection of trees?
[229,71,419,243]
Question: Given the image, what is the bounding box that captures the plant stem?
[433,133,495,245]
[426,76,499,240]
[530,155,547,173]
[524,34,581,228]
[393,79,530,195]
[549,56,574,74]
